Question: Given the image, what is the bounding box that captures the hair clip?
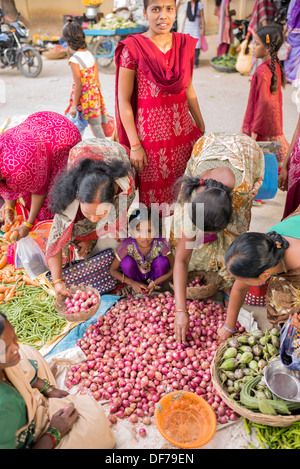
[275,241,282,249]
[266,34,270,44]
[199,179,206,186]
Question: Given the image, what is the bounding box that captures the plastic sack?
[255,153,278,200]
[200,36,208,52]
[280,316,300,375]
[16,236,48,279]
[66,111,88,134]
[235,39,253,76]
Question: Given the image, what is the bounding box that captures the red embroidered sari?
[115,32,202,210]
[242,60,289,163]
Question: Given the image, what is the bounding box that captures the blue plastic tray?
[84,25,145,37]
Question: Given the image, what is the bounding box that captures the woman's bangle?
[44,427,62,448]
[131,142,141,148]
[23,221,34,229]
[131,145,142,152]
[224,324,237,333]
[53,278,66,286]
[121,273,125,283]
[4,205,15,212]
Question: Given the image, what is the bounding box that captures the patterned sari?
[115,32,202,209]
[172,132,264,289]
[0,112,81,221]
[0,344,115,449]
[46,139,136,262]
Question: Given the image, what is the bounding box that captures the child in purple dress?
[109,208,174,295]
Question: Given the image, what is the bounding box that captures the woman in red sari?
[242,24,289,165]
[0,112,81,239]
[115,0,205,212]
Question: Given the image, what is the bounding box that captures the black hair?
[256,23,286,94]
[225,231,290,278]
[178,176,233,233]
[49,158,131,214]
[0,312,6,337]
[128,206,161,236]
[62,21,87,51]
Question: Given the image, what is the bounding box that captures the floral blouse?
[115,237,171,273]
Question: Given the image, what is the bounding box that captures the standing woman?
[115,0,205,210]
[215,0,233,56]
[278,84,300,218]
[0,111,81,240]
[183,0,206,68]
[284,0,300,84]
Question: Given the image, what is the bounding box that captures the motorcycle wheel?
[17,48,42,78]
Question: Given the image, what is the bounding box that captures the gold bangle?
[4,206,15,212]
[122,273,125,283]
[23,221,34,229]
[53,278,66,286]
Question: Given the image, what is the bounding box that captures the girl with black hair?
[62,21,107,138]
[242,23,289,165]
[172,132,265,343]
[46,139,136,298]
[218,206,300,343]
[109,206,174,295]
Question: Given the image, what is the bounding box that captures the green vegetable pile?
[91,14,138,31]
[218,329,300,416]
[212,54,237,68]
[244,418,300,449]
[1,284,67,349]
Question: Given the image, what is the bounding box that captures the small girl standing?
[62,21,107,138]
[109,208,174,295]
[183,0,205,67]
[242,24,289,165]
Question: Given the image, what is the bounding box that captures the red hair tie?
[199,178,206,185]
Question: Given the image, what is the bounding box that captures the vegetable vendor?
[172,132,264,343]
[218,205,300,343]
[46,139,136,298]
[0,112,81,240]
[0,313,115,449]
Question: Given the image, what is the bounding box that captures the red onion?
[66,293,238,424]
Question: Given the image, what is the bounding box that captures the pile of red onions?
[64,289,99,314]
[187,276,205,288]
[65,292,242,424]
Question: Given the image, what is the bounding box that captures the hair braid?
[269,41,278,94]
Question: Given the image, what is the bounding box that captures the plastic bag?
[235,39,253,76]
[280,316,300,375]
[66,111,88,134]
[16,236,48,279]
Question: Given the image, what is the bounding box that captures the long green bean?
[244,418,300,449]
[0,284,67,349]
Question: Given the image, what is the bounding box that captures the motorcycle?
[0,13,42,77]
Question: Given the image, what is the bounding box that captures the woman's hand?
[174,310,189,343]
[49,403,79,439]
[278,169,288,192]
[217,325,233,344]
[54,282,71,298]
[130,147,147,172]
[46,388,69,399]
[13,223,31,240]
[76,240,93,258]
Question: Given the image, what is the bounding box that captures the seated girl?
[109,207,174,295]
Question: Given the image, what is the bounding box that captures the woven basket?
[54,283,100,323]
[211,341,300,427]
[210,56,237,73]
[43,47,67,60]
[170,271,222,300]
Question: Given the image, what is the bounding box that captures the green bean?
[1,284,67,349]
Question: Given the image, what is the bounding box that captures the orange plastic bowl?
[154,391,217,449]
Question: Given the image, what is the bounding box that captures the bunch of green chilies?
[0,283,67,349]
[244,417,300,449]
